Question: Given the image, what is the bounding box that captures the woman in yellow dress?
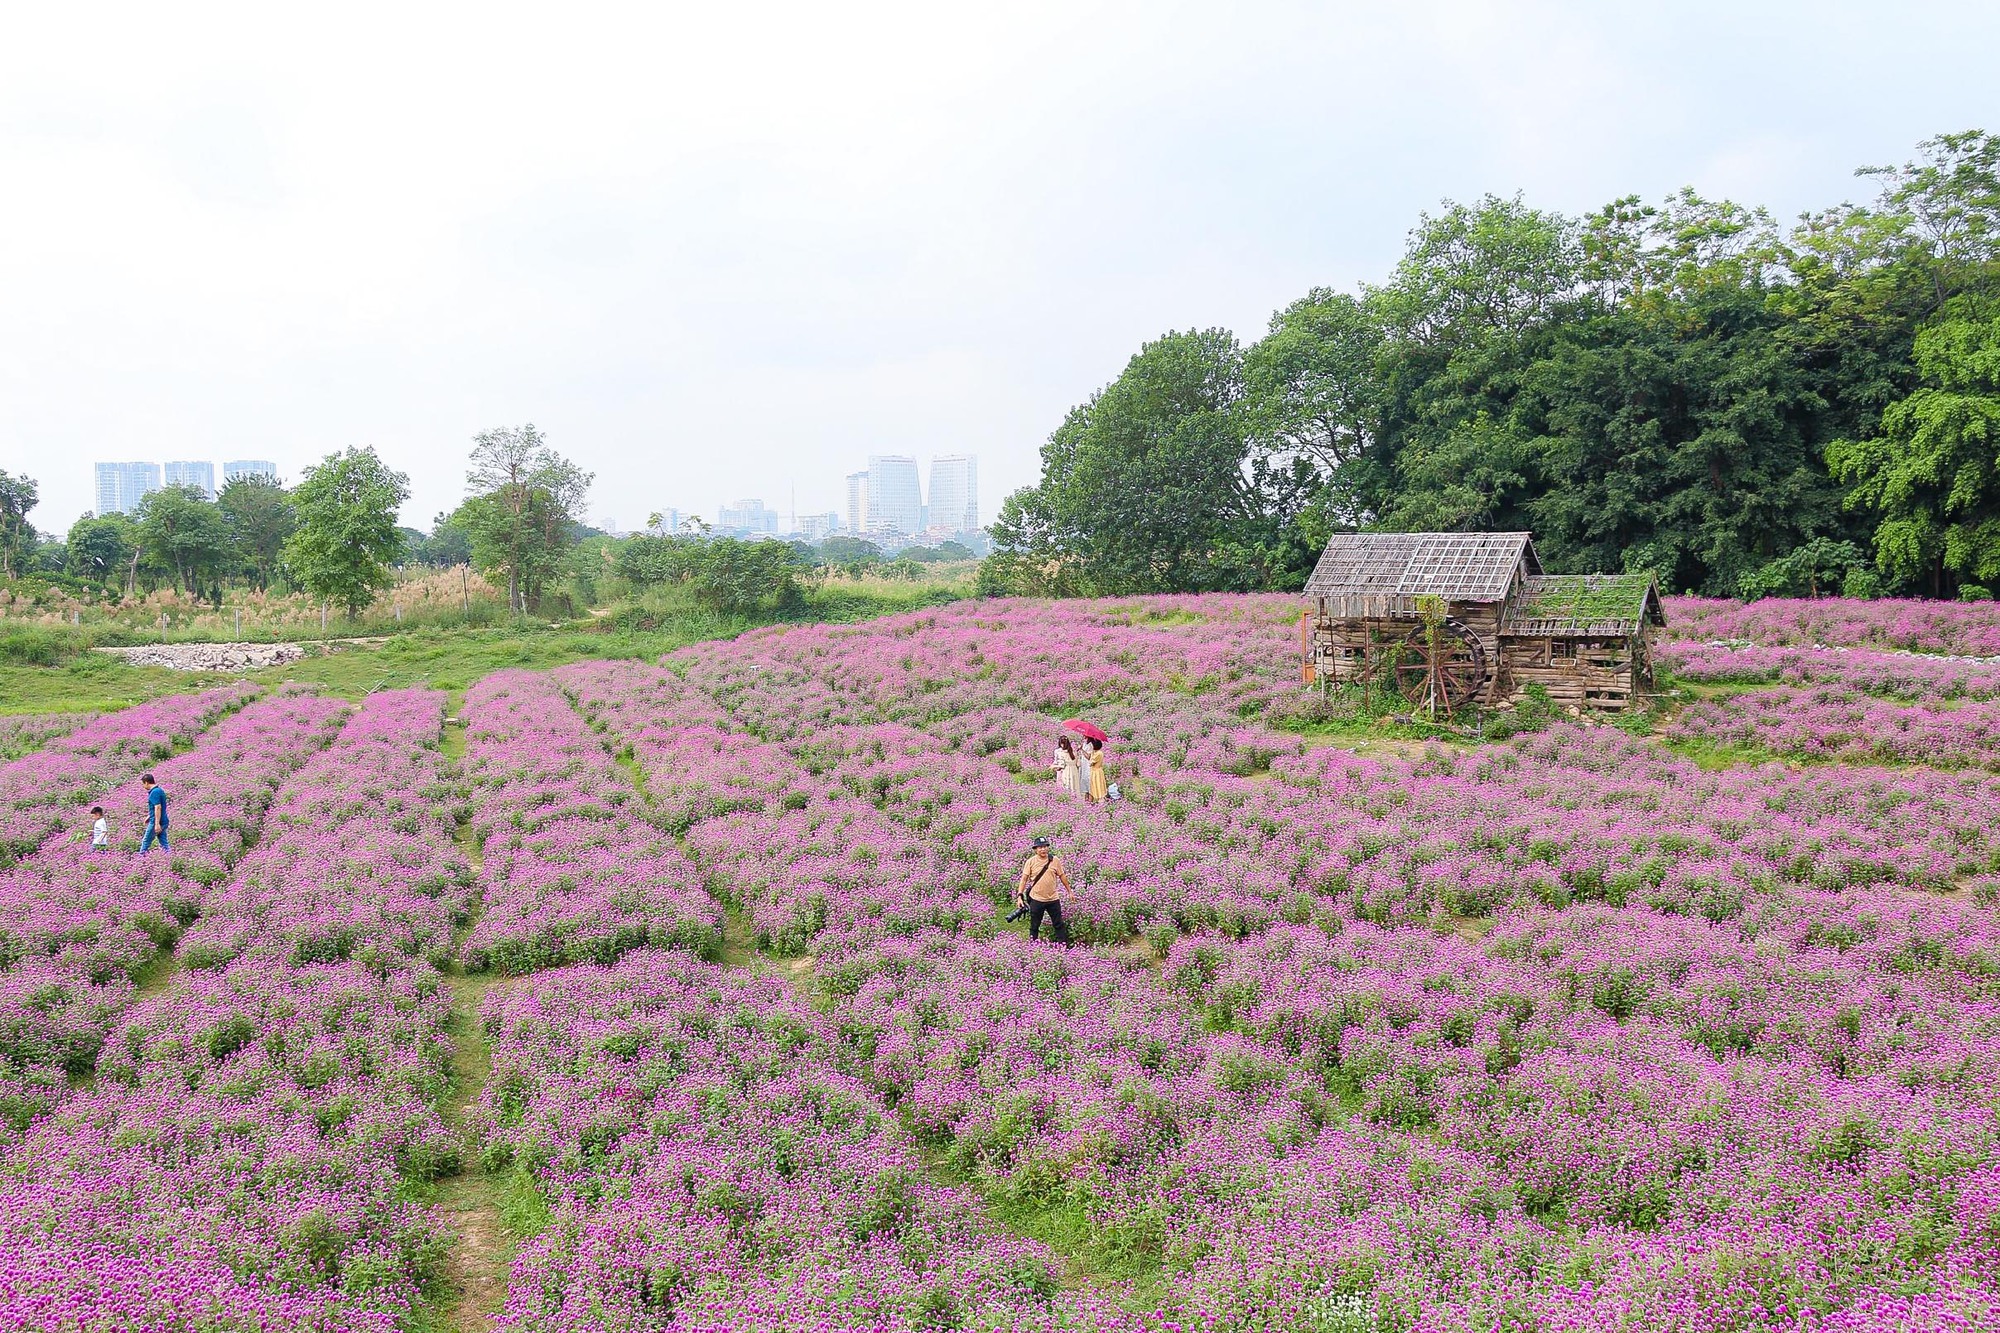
[1085,738,1108,804]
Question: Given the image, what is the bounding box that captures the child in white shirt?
[90,806,108,851]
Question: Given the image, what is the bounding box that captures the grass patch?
[1661,734,1780,770]
[951,1174,1169,1305]
[1269,680,1489,745]
[495,1166,552,1242]
[0,654,198,715]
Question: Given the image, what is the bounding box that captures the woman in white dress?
[1052,735,1087,801]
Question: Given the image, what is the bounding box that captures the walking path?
[428,708,513,1333]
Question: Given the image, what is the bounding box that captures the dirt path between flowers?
[430,709,516,1333]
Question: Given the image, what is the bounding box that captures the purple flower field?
[7,593,2000,1330]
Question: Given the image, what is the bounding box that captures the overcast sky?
[3,1,1995,534]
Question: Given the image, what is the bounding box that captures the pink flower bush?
[0,693,350,1098]
[0,710,97,762]
[0,691,460,1327]
[459,671,724,973]
[1664,594,2000,656]
[1660,642,2000,698]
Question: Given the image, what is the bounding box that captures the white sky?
[3,0,1995,533]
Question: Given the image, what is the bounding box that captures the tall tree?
[282,447,410,618]
[66,512,136,589]
[1242,289,1391,529]
[989,329,1272,595]
[463,425,593,613]
[1828,299,2000,595]
[133,484,234,595]
[216,473,295,590]
[1858,130,2000,314]
[1373,195,1585,353]
[0,469,37,580]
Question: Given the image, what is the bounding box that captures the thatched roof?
[1304,532,1540,615]
[1503,572,1665,636]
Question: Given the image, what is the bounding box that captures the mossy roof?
[1503,573,1665,636]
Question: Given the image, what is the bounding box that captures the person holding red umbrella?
[1063,720,1111,806]
[1085,738,1109,804]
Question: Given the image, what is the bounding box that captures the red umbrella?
[1062,719,1108,744]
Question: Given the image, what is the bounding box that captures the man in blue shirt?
[140,773,169,853]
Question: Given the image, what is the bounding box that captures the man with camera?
[1009,836,1073,944]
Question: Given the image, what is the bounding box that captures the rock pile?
[97,642,308,672]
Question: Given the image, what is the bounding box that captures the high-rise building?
[163,460,216,498]
[844,471,870,539]
[223,460,277,484]
[93,464,121,517]
[716,499,778,535]
[927,454,978,535]
[865,454,922,537]
[91,462,162,515]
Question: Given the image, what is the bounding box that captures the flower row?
[0,691,464,1330]
[459,671,723,975]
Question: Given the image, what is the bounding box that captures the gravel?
[96,642,308,672]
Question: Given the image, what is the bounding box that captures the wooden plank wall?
[1308,602,1650,712]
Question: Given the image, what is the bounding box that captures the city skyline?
[84,457,278,517]
[75,450,978,542]
[695,451,980,543]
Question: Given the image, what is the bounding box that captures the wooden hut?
[1301,532,1664,715]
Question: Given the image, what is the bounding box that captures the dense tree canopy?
[216,473,296,590]
[133,484,234,597]
[282,447,411,618]
[458,424,593,614]
[988,129,2000,599]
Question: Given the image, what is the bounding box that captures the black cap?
[1031,837,1050,849]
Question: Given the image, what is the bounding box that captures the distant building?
[798,512,840,541]
[223,460,277,484]
[928,454,978,535]
[865,454,922,537]
[91,462,161,516]
[716,499,779,535]
[163,460,216,498]
[844,471,870,539]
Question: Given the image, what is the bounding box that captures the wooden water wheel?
[1376,619,1489,718]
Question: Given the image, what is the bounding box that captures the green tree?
[817,534,882,564]
[133,484,234,595]
[464,424,594,614]
[66,512,137,592]
[216,473,295,590]
[0,469,37,580]
[410,511,473,567]
[282,447,411,618]
[1242,289,1391,528]
[1737,537,1869,600]
[1828,300,2000,594]
[1374,194,1584,352]
[616,533,811,613]
[1858,130,2000,313]
[990,329,1277,595]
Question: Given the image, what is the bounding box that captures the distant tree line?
[983,130,2000,601]
[4,424,606,621]
[2,423,980,625]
